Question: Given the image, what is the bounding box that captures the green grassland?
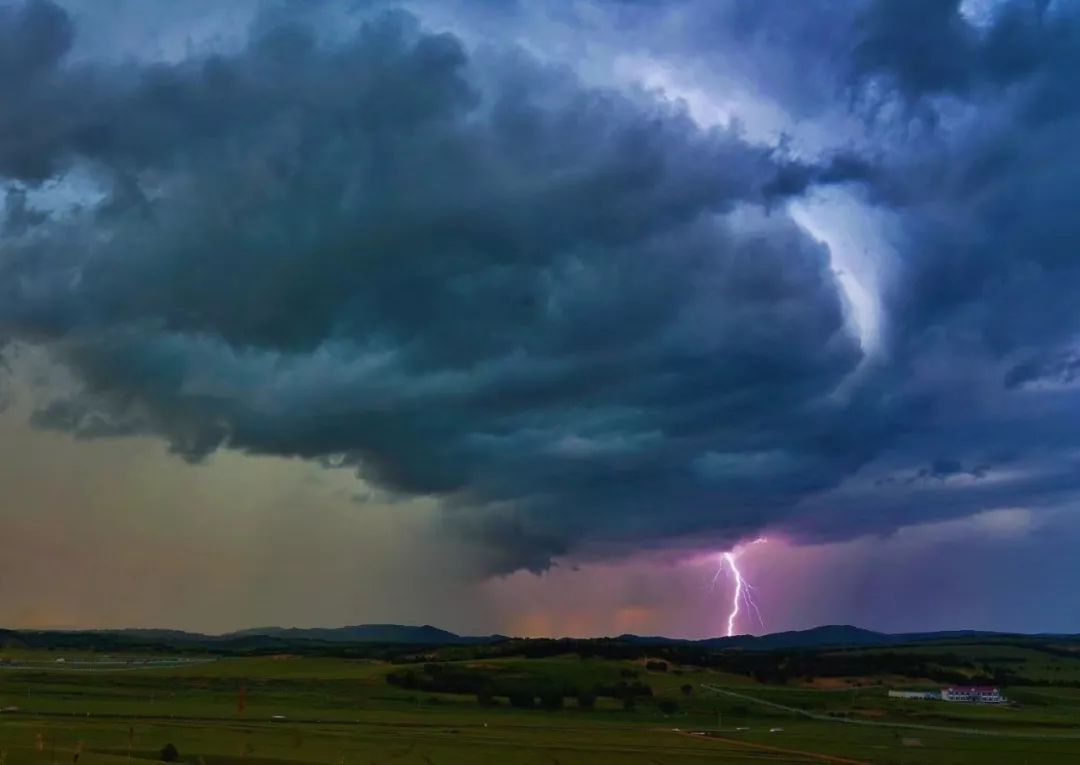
[823,641,1080,685]
[5,646,1080,764]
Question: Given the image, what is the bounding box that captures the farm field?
[5,649,1080,764]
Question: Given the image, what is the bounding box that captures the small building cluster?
[942,686,1006,703]
[888,686,1006,704]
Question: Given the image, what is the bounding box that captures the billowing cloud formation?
[3,0,1080,573]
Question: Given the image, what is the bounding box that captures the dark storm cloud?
[0,0,75,180]
[853,0,1071,100]
[0,0,880,569]
[4,0,1080,571]
[851,0,1080,378]
[1005,352,1080,390]
[802,0,1080,541]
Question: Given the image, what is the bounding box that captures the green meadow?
[5,649,1080,764]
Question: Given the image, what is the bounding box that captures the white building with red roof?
[941,686,1005,703]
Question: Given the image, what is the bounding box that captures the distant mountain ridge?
[223,624,504,645]
[2,623,1061,652]
[617,624,1021,650]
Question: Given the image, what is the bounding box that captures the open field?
[5,648,1080,764]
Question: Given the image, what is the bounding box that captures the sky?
[3,0,1080,638]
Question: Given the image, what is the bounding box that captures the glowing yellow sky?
[0,358,497,633]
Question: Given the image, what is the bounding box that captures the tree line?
[386,662,655,710]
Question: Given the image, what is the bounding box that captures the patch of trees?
[693,650,984,686]
[386,664,493,695]
[386,662,653,709]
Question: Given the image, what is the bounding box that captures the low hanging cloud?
[3,0,1080,572]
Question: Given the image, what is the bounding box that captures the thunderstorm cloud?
[3,0,1080,574]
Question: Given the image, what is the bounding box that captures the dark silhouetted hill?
[224,624,502,645]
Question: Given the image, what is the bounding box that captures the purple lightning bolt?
[713,538,767,637]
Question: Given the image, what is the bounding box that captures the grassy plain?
[4,648,1080,764]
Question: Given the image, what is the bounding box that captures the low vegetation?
[7,634,1080,763]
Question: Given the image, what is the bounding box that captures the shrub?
[160,744,179,763]
[540,690,564,710]
[508,691,535,709]
[657,699,679,715]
